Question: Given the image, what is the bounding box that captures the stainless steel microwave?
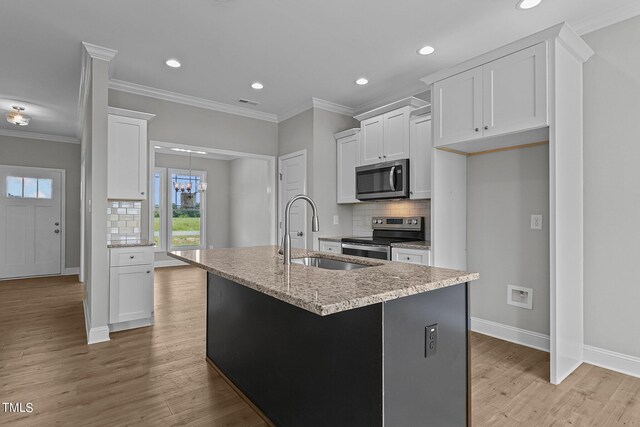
[355,159,409,201]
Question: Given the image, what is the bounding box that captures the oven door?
[356,159,409,201]
[341,243,390,260]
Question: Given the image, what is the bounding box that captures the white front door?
[279,151,307,249]
[0,166,63,279]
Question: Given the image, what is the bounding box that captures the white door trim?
[278,149,308,248]
[0,165,66,278]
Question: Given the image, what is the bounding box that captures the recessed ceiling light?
[165,59,181,68]
[417,46,435,55]
[516,0,542,9]
[154,146,162,149]
[251,82,264,90]
[355,78,369,85]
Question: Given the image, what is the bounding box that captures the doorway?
[0,166,65,279]
[278,150,307,250]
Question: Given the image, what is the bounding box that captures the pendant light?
[173,151,207,195]
[6,106,31,126]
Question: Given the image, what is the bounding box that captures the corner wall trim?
[470,317,550,352]
[83,299,110,345]
[584,345,640,379]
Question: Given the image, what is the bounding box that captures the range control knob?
[412,219,418,225]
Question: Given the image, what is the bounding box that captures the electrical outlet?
[425,324,438,358]
[531,214,543,230]
[333,215,339,225]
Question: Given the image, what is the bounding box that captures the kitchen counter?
[107,240,155,248]
[391,240,431,250]
[168,245,477,316]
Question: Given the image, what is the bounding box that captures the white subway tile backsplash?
[353,200,431,239]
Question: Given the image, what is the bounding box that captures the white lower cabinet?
[319,240,341,254]
[109,247,154,331]
[392,247,431,266]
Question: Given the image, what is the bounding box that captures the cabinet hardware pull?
[130,256,135,259]
[146,271,150,274]
[475,128,479,132]
[141,192,145,195]
[406,257,410,260]
[484,126,489,130]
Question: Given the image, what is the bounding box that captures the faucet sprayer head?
[312,215,320,232]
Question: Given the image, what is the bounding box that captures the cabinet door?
[336,133,360,204]
[383,107,411,161]
[483,42,548,137]
[319,241,341,254]
[360,116,384,165]
[107,114,148,200]
[409,116,432,199]
[393,248,431,266]
[432,67,483,147]
[109,264,153,323]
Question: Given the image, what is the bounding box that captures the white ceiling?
[1,0,639,141]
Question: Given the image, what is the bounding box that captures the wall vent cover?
[238,99,259,106]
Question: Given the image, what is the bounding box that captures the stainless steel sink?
[291,256,370,271]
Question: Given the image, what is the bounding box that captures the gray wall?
[154,153,230,260]
[229,158,271,247]
[0,135,81,269]
[312,108,359,246]
[467,144,550,335]
[583,16,640,358]
[277,109,315,247]
[109,90,278,157]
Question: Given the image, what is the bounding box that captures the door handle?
[297,231,304,237]
[54,229,60,234]
[389,166,396,191]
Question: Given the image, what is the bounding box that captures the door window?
[6,176,53,199]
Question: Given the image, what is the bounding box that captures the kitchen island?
[169,246,478,427]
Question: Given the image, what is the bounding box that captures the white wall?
[583,16,640,359]
[229,158,271,247]
[467,145,550,335]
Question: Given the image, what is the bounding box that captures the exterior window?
[169,170,206,249]
[6,176,53,199]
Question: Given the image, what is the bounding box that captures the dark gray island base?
[207,272,470,427]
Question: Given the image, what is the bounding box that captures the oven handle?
[341,243,390,253]
[389,166,396,191]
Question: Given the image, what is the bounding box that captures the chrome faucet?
[279,194,319,265]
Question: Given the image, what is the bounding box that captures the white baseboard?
[63,267,80,276]
[83,298,110,345]
[471,317,640,379]
[109,317,153,332]
[471,317,550,352]
[584,345,640,379]
[154,259,188,268]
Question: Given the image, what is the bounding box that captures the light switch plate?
[333,215,339,225]
[531,214,543,230]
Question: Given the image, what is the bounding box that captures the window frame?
[153,168,167,252]
[167,168,207,251]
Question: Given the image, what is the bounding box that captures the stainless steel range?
[341,217,425,260]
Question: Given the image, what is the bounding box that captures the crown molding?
[108,79,278,123]
[353,81,429,117]
[354,96,429,122]
[81,42,118,62]
[107,107,155,121]
[573,1,640,35]
[278,99,313,122]
[311,98,355,117]
[0,128,80,144]
[333,128,360,140]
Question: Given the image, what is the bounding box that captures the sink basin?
[291,256,370,271]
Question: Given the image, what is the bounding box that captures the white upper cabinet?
[335,129,360,204]
[433,67,483,147]
[360,116,384,164]
[107,108,154,200]
[409,115,432,200]
[382,106,411,161]
[433,42,548,149]
[483,42,548,137]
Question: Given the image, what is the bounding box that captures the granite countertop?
[391,241,432,250]
[108,240,155,248]
[168,246,478,316]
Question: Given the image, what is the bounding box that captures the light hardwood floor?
[0,266,638,426]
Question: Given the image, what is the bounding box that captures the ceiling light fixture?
[251,82,264,90]
[417,45,435,55]
[173,151,208,195]
[516,0,542,9]
[6,106,31,126]
[165,58,181,68]
[355,78,369,85]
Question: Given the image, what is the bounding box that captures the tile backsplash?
[107,201,142,244]
[353,199,431,239]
